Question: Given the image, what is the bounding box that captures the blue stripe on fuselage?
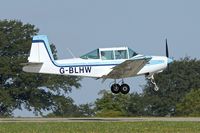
[32,40,119,67]
[147,60,165,65]
[32,38,164,68]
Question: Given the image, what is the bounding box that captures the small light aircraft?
[23,35,173,94]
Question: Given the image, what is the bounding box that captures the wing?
[103,57,151,79]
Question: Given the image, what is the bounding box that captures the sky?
[0,0,199,116]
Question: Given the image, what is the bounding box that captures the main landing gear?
[110,80,130,94]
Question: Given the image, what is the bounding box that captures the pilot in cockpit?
[101,51,107,60]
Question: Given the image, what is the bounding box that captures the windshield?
[128,48,138,58]
[80,49,100,59]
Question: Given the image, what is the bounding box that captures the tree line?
[0,20,199,117]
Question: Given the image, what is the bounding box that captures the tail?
[23,35,54,73]
[28,35,54,63]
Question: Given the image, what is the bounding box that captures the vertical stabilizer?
[28,35,54,63]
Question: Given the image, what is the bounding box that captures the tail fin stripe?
[30,35,121,67]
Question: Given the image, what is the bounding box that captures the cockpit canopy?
[80,47,138,60]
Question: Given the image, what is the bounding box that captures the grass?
[0,122,199,133]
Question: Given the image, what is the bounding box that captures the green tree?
[126,93,146,116]
[46,96,79,117]
[77,103,94,117]
[141,57,200,116]
[176,89,200,116]
[0,20,81,117]
[94,90,130,117]
[47,102,95,117]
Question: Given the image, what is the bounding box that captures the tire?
[111,84,120,94]
[153,85,159,92]
[120,84,130,94]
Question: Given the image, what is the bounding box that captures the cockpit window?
[80,49,100,59]
[101,51,114,60]
[128,48,138,58]
[115,50,128,59]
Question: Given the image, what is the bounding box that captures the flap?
[103,57,151,79]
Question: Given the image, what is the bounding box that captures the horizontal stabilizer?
[20,62,43,66]
[22,63,43,73]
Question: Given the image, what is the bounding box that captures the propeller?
[165,38,173,71]
[166,38,169,58]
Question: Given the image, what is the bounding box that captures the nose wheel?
[110,80,130,94]
[151,78,159,91]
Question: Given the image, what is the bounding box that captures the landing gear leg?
[147,74,159,91]
[120,78,130,94]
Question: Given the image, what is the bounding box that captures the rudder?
[28,35,54,63]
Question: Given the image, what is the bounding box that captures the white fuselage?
[38,55,168,79]
[23,35,172,80]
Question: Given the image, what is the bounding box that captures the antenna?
[66,48,76,58]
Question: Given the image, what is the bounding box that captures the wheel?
[111,84,120,94]
[120,84,130,94]
[153,84,159,91]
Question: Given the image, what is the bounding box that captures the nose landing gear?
[110,80,130,94]
[146,74,159,91]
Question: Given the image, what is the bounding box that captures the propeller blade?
[166,38,169,58]
[165,38,170,72]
